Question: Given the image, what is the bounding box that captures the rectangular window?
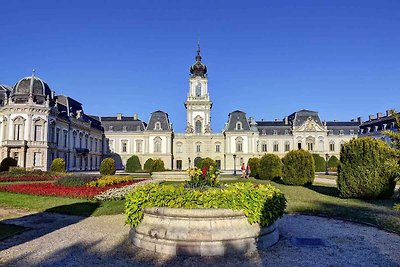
[33,152,41,166]
[262,143,267,152]
[56,129,60,146]
[330,143,335,152]
[34,125,42,141]
[215,144,220,153]
[236,143,243,152]
[63,131,68,148]
[298,142,302,149]
[136,141,143,153]
[176,160,182,170]
[14,124,22,140]
[307,143,314,151]
[95,139,98,152]
[273,143,279,152]
[73,134,76,149]
[196,144,201,153]
[122,141,127,153]
[285,143,290,152]
[90,138,93,151]
[79,136,82,149]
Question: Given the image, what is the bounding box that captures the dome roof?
[190,45,207,77]
[12,74,53,104]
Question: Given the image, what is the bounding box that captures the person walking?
[246,164,251,179]
[241,163,246,178]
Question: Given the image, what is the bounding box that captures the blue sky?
[1,0,399,132]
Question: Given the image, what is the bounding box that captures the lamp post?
[325,153,329,175]
[233,154,237,175]
[188,157,191,169]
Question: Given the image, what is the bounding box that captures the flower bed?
[125,182,286,228]
[94,179,156,201]
[0,180,144,198]
[87,175,138,187]
[0,175,61,182]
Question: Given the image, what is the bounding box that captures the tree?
[125,155,142,173]
[282,150,315,186]
[247,157,260,178]
[258,154,283,180]
[100,158,116,175]
[312,154,326,172]
[50,158,66,173]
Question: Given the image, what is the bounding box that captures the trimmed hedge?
[258,154,283,180]
[50,158,66,173]
[328,155,340,172]
[312,154,326,172]
[196,157,216,169]
[143,158,154,172]
[151,159,165,172]
[55,175,99,187]
[125,155,141,173]
[282,150,315,185]
[337,138,398,199]
[125,182,286,228]
[0,157,17,172]
[100,158,116,175]
[247,157,260,178]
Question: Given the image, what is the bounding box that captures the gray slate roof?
[100,116,146,132]
[145,110,171,131]
[226,110,251,131]
[288,109,322,126]
[256,121,291,135]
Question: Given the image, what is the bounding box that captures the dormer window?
[273,130,277,135]
[262,129,266,135]
[284,130,289,135]
[339,130,344,135]
[123,126,127,132]
[109,126,113,131]
[350,129,354,135]
[136,126,141,131]
[155,122,161,130]
[236,122,242,130]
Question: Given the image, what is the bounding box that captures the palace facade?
[4,46,391,172]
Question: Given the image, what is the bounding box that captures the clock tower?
[184,44,212,134]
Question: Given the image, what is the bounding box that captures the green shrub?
[151,159,165,172]
[143,158,154,172]
[337,138,398,199]
[328,155,340,172]
[50,158,66,173]
[125,182,286,228]
[282,150,315,185]
[247,157,260,178]
[312,154,326,172]
[125,155,142,173]
[258,154,283,180]
[8,167,28,176]
[196,157,216,169]
[100,158,116,175]
[0,157,18,172]
[4,168,45,177]
[55,175,99,186]
[394,203,400,211]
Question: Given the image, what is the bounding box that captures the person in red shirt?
[241,163,246,178]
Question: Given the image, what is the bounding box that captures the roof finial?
[32,69,36,78]
[196,38,201,62]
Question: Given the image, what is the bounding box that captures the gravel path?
[0,211,399,267]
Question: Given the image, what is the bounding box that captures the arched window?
[261,142,267,152]
[195,142,201,153]
[195,83,202,97]
[33,118,45,141]
[236,137,243,152]
[13,116,25,141]
[154,122,161,130]
[195,120,202,134]
[236,122,242,130]
[306,137,315,151]
[2,118,8,140]
[154,137,162,153]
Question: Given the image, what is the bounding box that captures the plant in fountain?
[185,165,220,189]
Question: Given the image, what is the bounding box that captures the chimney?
[386,109,395,117]
[377,112,383,119]
[357,117,363,124]
[117,113,122,120]
[368,114,375,121]
[274,118,278,122]
[133,113,138,120]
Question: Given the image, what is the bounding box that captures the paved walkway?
[0,210,399,266]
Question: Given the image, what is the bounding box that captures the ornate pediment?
[294,117,327,132]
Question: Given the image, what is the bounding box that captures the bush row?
[125,182,287,228]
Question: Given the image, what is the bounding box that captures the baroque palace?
[2,46,392,172]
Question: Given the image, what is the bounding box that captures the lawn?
[0,178,399,235]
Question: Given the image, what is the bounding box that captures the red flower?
[0,180,145,198]
[202,166,209,177]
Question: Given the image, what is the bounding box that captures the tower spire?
[196,39,201,62]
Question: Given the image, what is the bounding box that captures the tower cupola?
[190,44,207,77]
